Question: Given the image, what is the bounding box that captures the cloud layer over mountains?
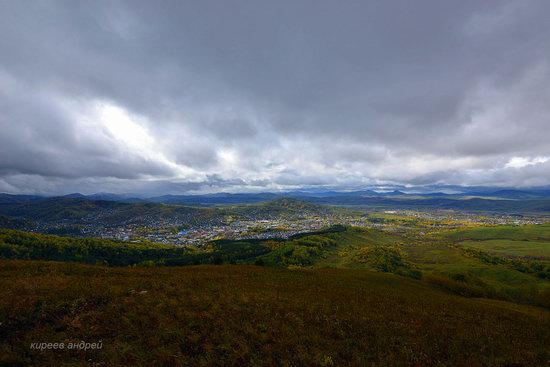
[1,0,550,194]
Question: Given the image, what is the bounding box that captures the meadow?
[1,260,549,366]
[460,239,550,258]
[444,224,550,242]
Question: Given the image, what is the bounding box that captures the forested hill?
[229,198,335,219]
[0,197,225,226]
[0,196,340,227]
[0,228,270,267]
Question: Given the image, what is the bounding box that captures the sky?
[1,0,550,195]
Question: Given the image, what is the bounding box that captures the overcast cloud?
[1,0,550,195]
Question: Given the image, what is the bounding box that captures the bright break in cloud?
[1,0,550,195]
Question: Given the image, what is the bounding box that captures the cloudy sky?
[1,0,550,195]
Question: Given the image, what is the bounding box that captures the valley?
[1,192,550,365]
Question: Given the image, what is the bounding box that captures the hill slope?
[0,197,225,226]
[1,260,548,366]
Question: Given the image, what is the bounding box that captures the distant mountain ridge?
[4,186,550,203]
[3,187,550,214]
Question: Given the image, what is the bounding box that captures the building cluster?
[27,208,549,247]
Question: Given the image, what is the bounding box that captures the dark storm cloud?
[1,0,550,194]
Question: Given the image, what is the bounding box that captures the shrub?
[425,273,489,298]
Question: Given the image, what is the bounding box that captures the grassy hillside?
[1,260,549,366]
[460,239,550,258]
[445,224,550,242]
[2,223,550,308]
